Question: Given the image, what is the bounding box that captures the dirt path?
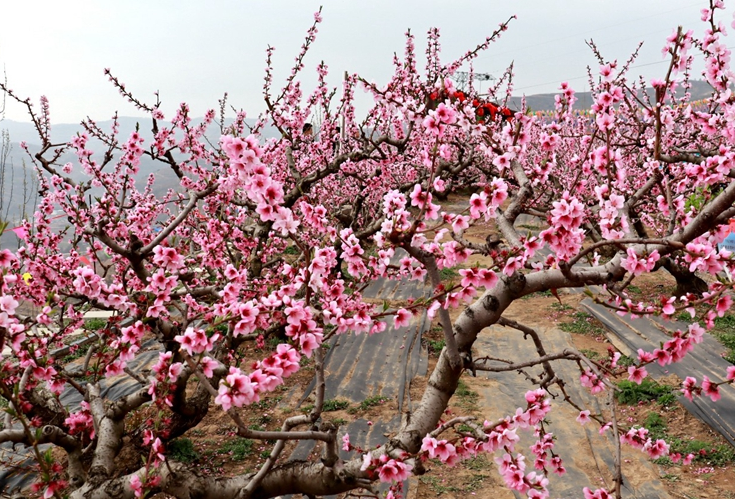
[582,299,735,448]
[470,319,669,498]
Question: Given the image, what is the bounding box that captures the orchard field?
[5,2,735,499]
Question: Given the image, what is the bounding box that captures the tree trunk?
[660,256,709,297]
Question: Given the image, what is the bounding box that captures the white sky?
[0,1,728,124]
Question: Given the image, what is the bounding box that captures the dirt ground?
[413,284,735,499]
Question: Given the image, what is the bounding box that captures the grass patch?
[640,413,735,466]
[455,379,479,410]
[283,245,301,255]
[559,311,607,336]
[168,438,199,463]
[358,395,389,411]
[322,399,350,412]
[617,355,636,368]
[644,412,668,440]
[550,302,573,312]
[419,472,487,494]
[217,438,254,461]
[463,454,490,471]
[676,312,694,323]
[579,349,601,360]
[420,476,461,494]
[84,318,108,331]
[616,379,674,405]
[439,267,460,281]
[426,338,445,356]
[710,314,735,364]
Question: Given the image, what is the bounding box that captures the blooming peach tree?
[2,2,735,498]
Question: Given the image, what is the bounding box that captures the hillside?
[507,79,715,112]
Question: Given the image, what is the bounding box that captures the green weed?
[322,399,350,412]
[217,438,254,461]
[646,416,735,466]
[168,438,199,463]
[615,379,674,405]
[359,395,389,411]
[550,302,573,312]
[439,267,460,281]
[426,338,445,355]
[707,315,735,364]
[84,318,107,331]
[579,349,600,360]
[455,379,479,410]
[617,355,636,368]
[283,245,301,255]
[559,311,606,336]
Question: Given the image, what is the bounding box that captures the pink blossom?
[643,438,670,459]
[129,475,143,498]
[701,375,721,402]
[199,357,219,378]
[576,410,591,425]
[377,459,412,483]
[627,366,647,385]
[434,103,457,125]
[215,367,256,410]
[394,308,412,328]
[681,376,698,402]
[422,115,445,136]
[584,487,612,499]
[716,295,732,317]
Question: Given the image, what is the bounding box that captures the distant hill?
[507,79,716,112]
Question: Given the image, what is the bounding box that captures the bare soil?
[413,221,735,499]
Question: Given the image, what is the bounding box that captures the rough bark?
[660,256,709,297]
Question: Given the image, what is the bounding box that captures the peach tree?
[2,3,735,498]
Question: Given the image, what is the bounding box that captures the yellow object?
[22,272,32,284]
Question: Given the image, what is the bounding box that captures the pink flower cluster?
[620,427,670,459]
[64,401,95,439]
[621,248,660,277]
[174,327,220,356]
[214,344,300,411]
[540,192,585,261]
[284,300,323,357]
[580,370,605,394]
[423,102,457,137]
[417,390,555,497]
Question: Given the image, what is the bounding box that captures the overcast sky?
[0,1,728,124]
